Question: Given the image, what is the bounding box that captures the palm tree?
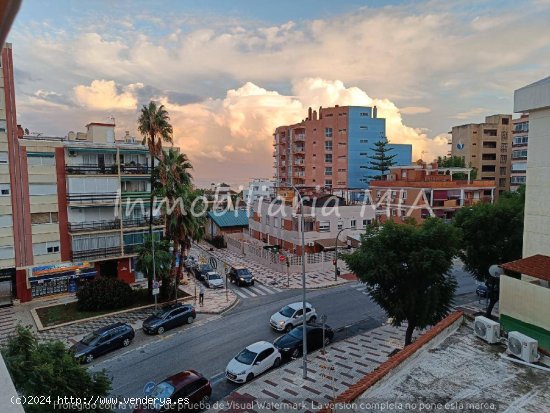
[137,102,173,239]
[135,236,174,300]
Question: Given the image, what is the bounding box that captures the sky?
[8,0,550,187]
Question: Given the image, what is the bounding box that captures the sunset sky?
[8,0,550,187]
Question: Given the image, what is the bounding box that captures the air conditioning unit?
[474,316,500,344]
[507,331,539,363]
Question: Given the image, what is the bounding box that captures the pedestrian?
[199,284,205,306]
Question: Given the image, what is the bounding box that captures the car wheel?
[246,373,254,383]
[187,316,195,324]
[273,357,281,368]
[251,281,255,286]
[285,324,293,333]
[122,338,131,347]
[85,354,94,364]
[157,326,165,335]
[309,315,317,323]
[291,348,300,359]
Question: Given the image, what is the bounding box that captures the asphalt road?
[90,261,479,408]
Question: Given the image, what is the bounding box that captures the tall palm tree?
[137,102,173,239]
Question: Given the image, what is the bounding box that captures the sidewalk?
[193,243,352,290]
[179,274,238,314]
[209,323,419,413]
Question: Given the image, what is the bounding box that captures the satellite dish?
[489,265,503,278]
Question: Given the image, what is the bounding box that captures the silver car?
[204,271,224,289]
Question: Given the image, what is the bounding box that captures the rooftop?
[207,209,249,228]
[501,254,550,282]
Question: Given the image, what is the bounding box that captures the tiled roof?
[207,209,249,228]
[501,254,550,282]
[314,238,348,249]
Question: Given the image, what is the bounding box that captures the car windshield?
[237,269,251,276]
[235,348,257,365]
[279,306,295,318]
[153,309,171,318]
[81,332,100,345]
[201,265,213,272]
[149,381,175,399]
[289,327,304,339]
[209,274,221,280]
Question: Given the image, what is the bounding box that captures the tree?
[135,236,174,300]
[2,326,111,413]
[343,219,460,346]
[137,102,174,241]
[453,186,525,317]
[367,140,397,180]
[437,155,477,180]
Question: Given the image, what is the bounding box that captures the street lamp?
[334,227,349,281]
[288,183,308,379]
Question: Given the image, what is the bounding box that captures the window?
[0,184,10,196]
[500,167,506,176]
[499,178,506,187]
[500,155,508,163]
[319,221,330,232]
[512,150,528,159]
[31,212,59,225]
[401,190,407,199]
[29,183,57,196]
[324,179,332,187]
[27,153,55,166]
[325,141,333,151]
[325,128,333,138]
[360,126,368,130]
[511,176,526,184]
[360,139,369,143]
[0,152,8,164]
[325,167,332,176]
[513,135,528,145]
[325,154,333,163]
[0,214,12,228]
[337,221,343,230]
[0,246,15,260]
[482,165,496,172]
[501,143,508,151]
[362,219,372,227]
[483,141,497,148]
[265,216,270,226]
[482,154,496,161]
[33,241,60,256]
[483,129,497,136]
[360,152,368,156]
[512,162,527,172]
[0,120,6,133]
[360,112,369,117]
[350,220,356,229]
[502,118,509,125]
[338,168,346,172]
[391,209,397,217]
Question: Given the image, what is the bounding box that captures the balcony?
[123,244,140,254]
[122,216,164,228]
[68,219,121,232]
[67,192,119,204]
[293,146,305,154]
[65,164,118,175]
[72,246,122,261]
[294,134,305,142]
[120,164,150,175]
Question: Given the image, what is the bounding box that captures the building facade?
[510,114,529,191]
[243,178,274,206]
[450,114,513,197]
[369,163,496,223]
[273,106,412,190]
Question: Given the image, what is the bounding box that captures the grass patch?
[36,289,190,328]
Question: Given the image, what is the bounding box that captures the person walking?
[199,284,205,307]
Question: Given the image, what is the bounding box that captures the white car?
[204,272,224,289]
[226,341,281,383]
[269,302,317,332]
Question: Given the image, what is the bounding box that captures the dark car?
[228,266,254,287]
[476,283,488,298]
[194,264,213,280]
[142,303,196,335]
[133,370,212,412]
[69,322,135,364]
[273,324,334,359]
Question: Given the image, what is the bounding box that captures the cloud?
[74,80,143,110]
[400,106,431,115]
[451,107,489,120]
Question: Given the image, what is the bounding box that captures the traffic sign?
[143,381,156,396]
[152,288,160,295]
[153,280,160,289]
[209,257,217,269]
[279,255,286,263]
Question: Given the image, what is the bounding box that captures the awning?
[29,270,97,283]
[501,254,550,282]
[314,238,348,250]
[67,147,117,153]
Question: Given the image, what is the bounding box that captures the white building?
[243,179,275,205]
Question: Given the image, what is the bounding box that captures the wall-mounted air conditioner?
[473,316,500,344]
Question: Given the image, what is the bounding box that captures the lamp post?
[288,183,308,379]
[334,227,348,281]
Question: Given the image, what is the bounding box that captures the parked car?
[142,303,196,335]
[225,341,281,383]
[476,283,488,298]
[133,370,212,412]
[269,302,317,332]
[273,324,334,359]
[184,256,198,270]
[228,266,254,287]
[69,322,134,364]
[203,272,224,289]
[194,264,213,280]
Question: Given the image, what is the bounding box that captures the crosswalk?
[351,281,368,295]
[229,282,282,299]
[0,306,17,343]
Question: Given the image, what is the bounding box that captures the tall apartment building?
[510,114,529,191]
[273,106,412,190]
[450,114,513,197]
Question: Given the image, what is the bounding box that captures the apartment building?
[243,178,274,206]
[273,105,412,190]
[450,114,513,197]
[510,114,529,191]
[369,162,496,223]
[248,195,375,255]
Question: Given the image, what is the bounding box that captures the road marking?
[253,283,278,294]
[231,289,250,299]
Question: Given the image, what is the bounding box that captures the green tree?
[343,219,461,345]
[137,102,174,240]
[453,186,525,317]
[437,155,477,180]
[2,326,111,413]
[135,236,174,299]
[368,140,397,180]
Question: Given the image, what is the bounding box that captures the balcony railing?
[120,164,150,175]
[67,193,119,204]
[123,244,140,254]
[122,216,164,228]
[65,164,118,175]
[68,219,121,232]
[72,246,122,261]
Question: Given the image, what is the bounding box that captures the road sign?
[199,256,207,264]
[143,381,156,396]
[279,255,286,263]
[153,280,160,289]
[152,288,160,295]
[209,257,217,269]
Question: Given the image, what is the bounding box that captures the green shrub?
[77,277,134,311]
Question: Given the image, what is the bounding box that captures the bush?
[209,235,226,249]
[77,277,134,311]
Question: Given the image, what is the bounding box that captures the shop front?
[0,268,15,306]
[28,262,97,298]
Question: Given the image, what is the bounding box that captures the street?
[90,260,478,408]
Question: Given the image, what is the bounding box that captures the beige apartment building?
[450,114,513,197]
